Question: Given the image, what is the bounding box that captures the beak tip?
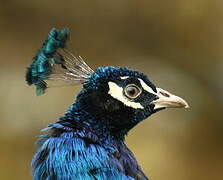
[182,100,189,109]
[185,104,190,109]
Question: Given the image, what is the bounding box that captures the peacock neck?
[61,102,126,144]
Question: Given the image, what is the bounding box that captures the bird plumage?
[26,28,93,96]
[27,28,188,180]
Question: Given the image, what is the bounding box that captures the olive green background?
[0,1,223,179]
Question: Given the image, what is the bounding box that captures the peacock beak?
[152,88,189,109]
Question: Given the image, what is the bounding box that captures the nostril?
[160,91,170,97]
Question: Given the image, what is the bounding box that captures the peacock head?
[74,66,188,133]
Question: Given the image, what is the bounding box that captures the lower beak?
[152,88,189,109]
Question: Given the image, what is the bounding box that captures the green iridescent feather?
[26,28,69,95]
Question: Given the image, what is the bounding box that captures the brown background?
[0,1,223,179]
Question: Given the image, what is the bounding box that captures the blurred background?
[1,0,223,179]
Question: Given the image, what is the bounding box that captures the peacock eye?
[124,84,142,99]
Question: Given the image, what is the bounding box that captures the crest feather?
[26,28,94,95]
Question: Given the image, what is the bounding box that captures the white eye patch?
[108,82,144,109]
[138,79,156,95]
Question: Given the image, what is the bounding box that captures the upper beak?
[152,88,189,109]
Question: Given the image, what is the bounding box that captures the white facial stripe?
[138,79,156,95]
[120,76,129,79]
[108,82,144,109]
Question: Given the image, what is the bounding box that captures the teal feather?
[26,28,69,95]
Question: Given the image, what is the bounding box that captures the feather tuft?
[26,28,94,95]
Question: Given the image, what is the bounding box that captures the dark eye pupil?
[127,87,137,96]
[124,84,141,99]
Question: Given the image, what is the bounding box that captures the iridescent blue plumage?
[27,28,188,180]
[31,67,152,180]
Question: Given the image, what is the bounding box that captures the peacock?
[26,28,189,180]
